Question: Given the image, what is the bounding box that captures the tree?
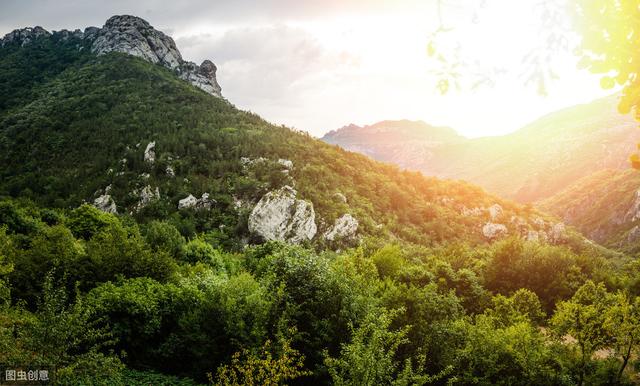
[211,336,309,386]
[324,310,409,386]
[550,281,613,386]
[602,292,640,383]
[570,1,640,167]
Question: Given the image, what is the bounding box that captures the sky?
[0,0,613,138]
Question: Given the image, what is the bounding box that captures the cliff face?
[0,15,222,97]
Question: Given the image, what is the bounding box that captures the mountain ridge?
[1,14,222,97]
[322,94,639,203]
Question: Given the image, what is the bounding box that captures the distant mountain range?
[322,95,640,203]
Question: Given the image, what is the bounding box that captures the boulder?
[324,214,359,242]
[482,222,507,240]
[178,193,215,210]
[93,194,117,214]
[248,186,317,243]
[278,158,294,169]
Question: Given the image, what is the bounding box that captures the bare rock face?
[91,15,222,97]
[324,214,359,242]
[482,222,507,240]
[248,186,317,244]
[92,15,182,69]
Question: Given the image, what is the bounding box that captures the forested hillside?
[1,16,639,385]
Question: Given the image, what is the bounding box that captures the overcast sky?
[1,0,612,137]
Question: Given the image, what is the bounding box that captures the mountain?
[323,120,463,172]
[1,14,633,386]
[0,15,578,251]
[539,168,640,252]
[322,96,640,203]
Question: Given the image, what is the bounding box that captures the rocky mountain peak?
[92,15,183,70]
[1,26,50,47]
[0,15,222,98]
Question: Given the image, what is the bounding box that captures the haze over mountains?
[322,94,640,203]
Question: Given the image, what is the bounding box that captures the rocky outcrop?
[1,26,51,47]
[248,186,317,244]
[178,60,222,96]
[488,204,503,221]
[178,193,215,210]
[91,15,221,97]
[135,185,160,211]
[278,159,294,169]
[92,15,181,69]
[93,194,117,214]
[549,222,566,243]
[324,214,359,242]
[144,141,156,164]
[1,15,222,97]
[482,222,507,240]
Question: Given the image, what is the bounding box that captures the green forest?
[1,15,640,385]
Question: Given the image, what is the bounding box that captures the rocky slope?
[322,95,640,203]
[539,169,640,252]
[1,15,222,97]
[0,15,591,251]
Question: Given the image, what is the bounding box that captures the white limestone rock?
[178,194,198,209]
[1,26,51,47]
[93,194,117,214]
[144,141,156,164]
[166,166,175,177]
[135,185,160,211]
[248,186,317,244]
[482,222,508,240]
[488,204,503,221]
[178,193,215,210]
[461,206,483,217]
[92,15,182,69]
[549,222,566,243]
[324,214,359,242]
[178,60,222,97]
[278,159,294,169]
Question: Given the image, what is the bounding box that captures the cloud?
[175,25,360,124]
